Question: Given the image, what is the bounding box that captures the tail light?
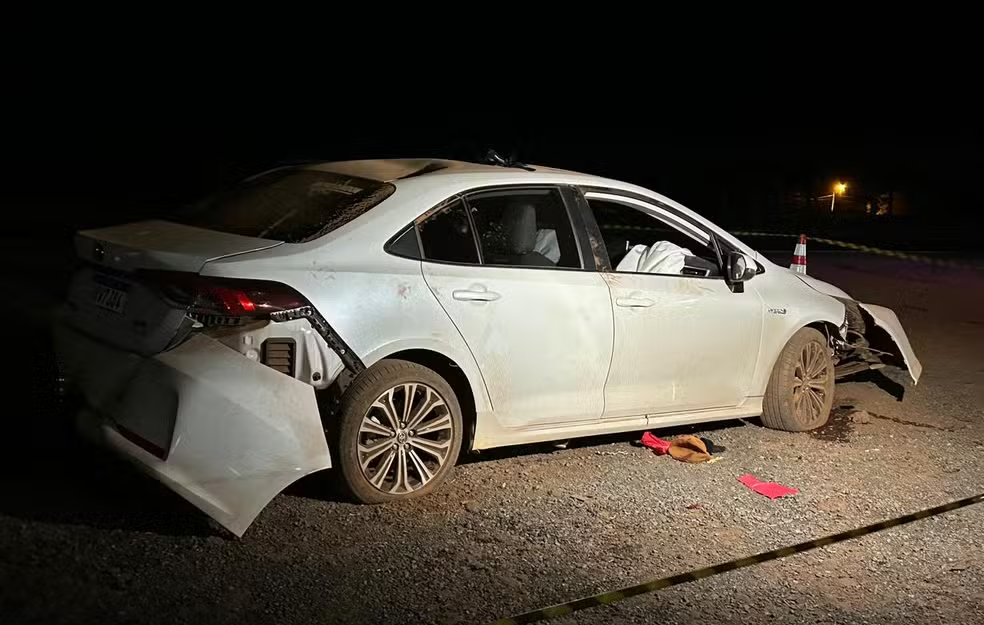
[141,271,309,325]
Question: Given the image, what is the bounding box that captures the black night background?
[4,107,980,251]
[2,54,983,624]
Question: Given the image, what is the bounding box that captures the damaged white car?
[54,157,921,536]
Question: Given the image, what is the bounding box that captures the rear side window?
[177,168,395,242]
[411,187,585,269]
[467,188,581,269]
[417,199,480,264]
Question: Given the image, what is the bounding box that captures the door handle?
[453,289,501,302]
[616,297,655,308]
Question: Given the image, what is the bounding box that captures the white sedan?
[54,157,921,536]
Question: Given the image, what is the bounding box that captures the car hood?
[790,270,852,299]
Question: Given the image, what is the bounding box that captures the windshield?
[177,168,395,242]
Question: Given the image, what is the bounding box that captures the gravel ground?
[2,251,983,625]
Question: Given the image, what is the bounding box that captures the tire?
[761,327,835,432]
[335,359,463,503]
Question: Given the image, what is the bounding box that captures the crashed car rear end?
[53,169,391,536]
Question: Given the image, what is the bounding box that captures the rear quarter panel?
[201,220,493,417]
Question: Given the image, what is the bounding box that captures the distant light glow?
[835,182,847,195]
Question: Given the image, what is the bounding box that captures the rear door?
[419,187,614,428]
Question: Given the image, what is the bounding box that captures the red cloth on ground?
[641,432,671,455]
[738,474,799,499]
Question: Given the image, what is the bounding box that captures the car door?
[579,189,764,419]
[418,186,613,428]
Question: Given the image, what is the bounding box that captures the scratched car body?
[54,158,921,536]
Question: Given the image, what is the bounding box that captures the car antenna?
[483,148,534,171]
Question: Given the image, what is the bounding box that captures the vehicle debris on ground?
[738,474,799,499]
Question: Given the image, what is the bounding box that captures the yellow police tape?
[731,231,975,269]
[600,225,977,270]
[485,492,984,625]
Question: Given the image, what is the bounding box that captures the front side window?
[587,195,721,277]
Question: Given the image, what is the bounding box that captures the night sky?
[4,85,980,250]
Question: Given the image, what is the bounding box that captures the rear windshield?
[177,168,395,242]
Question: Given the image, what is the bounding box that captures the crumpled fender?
[786,272,922,385]
[858,302,923,384]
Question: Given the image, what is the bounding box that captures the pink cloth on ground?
[738,474,799,499]
[641,432,671,455]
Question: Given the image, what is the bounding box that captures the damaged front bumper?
[857,302,922,384]
[834,300,923,385]
[53,317,331,537]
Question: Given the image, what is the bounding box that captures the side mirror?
[726,251,757,291]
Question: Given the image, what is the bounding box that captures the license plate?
[93,284,128,314]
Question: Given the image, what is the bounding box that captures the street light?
[820,182,848,212]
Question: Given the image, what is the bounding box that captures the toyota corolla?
[54,157,921,536]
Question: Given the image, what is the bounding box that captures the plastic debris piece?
[738,474,799,499]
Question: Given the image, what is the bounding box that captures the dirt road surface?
[2,252,983,625]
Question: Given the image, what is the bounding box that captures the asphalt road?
[2,251,983,625]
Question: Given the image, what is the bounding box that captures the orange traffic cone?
[790,234,807,274]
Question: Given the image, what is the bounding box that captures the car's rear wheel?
[761,327,835,432]
[335,359,463,503]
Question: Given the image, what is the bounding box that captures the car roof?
[301,158,598,183]
[294,158,762,261]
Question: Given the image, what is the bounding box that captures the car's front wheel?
[761,327,835,432]
[335,359,463,503]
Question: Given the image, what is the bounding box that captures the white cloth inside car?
[616,240,692,274]
[533,229,561,264]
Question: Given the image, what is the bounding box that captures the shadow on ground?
[2,325,217,538]
[843,369,906,401]
[457,417,751,465]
